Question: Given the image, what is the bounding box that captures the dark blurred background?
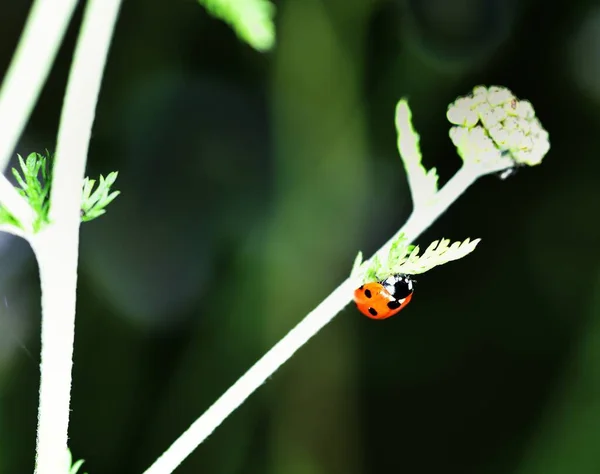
[0,0,598,473]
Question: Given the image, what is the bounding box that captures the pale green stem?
[379,162,481,258]
[0,0,79,173]
[0,0,79,235]
[141,161,506,474]
[29,0,122,473]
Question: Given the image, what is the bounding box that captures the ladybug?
[354,274,415,320]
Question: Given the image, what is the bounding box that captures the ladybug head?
[383,274,415,299]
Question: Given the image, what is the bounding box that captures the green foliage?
[0,152,120,233]
[67,448,88,474]
[447,85,550,170]
[11,152,51,231]
[198,0,276,52]
[352,234,414,283]
[390,238,481,275]
[352,234,480,284]
[81,172,120,222]
[395,99,439,201]
[0,202,20,228]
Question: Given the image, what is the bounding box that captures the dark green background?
[0,0,598,473]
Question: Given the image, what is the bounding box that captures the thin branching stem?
[141,161,501,474]
[30,1,122,473]
[0,0,79,173]
[0,0,79,234]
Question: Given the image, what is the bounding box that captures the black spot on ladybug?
[364,289,372,298]
[368,307,378,316]
[358,285,364,290]
[387,300,401,310]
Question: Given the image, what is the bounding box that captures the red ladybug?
[353,274,414,320]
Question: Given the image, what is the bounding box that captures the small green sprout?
[11,152,51,231]
[67,448,88,474]
[0,152,120,233]
[0,206,19,227]
[198,0,276,52]
[447,85,550,173]
[351,234,481,284]
[80,172,120,222]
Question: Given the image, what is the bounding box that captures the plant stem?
[141,162,491,474]
[379,162,481,258]
[30,1,121,473]
[0,0,79,173]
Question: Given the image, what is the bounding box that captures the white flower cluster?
[447,85,550,169]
